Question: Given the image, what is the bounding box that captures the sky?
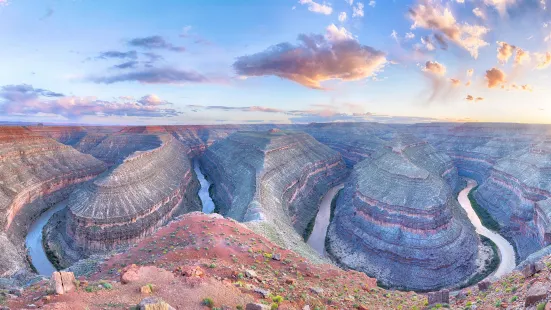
[0,0,550,125]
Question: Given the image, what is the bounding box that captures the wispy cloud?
[97,50,138,60]
[89,67,211,84]
[298,0,333,15]
[0,84,180,118]
[128,36,185,52]
[233,24,386,89]
[409,0,489,58]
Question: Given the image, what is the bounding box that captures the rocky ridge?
[45,134,201,266]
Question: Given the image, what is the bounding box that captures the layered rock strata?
[0,126,107,277]
[475,140,551,259]
[327,136,478,291]
[53,134,200,257]
[201,130,347,260]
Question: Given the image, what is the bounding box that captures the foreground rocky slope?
[45,134,200,266]
[327,135,478,291]
[201,130,348,261]
[0,127,107,277]
[5,213,428,310]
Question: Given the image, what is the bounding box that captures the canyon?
[2,122,551,307]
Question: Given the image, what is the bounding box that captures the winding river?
[194,160,215,214]
[307,184,344,256]
[25,200,67,276]
[458,179,516,278]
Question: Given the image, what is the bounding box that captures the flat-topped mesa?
[0,126,107,277]
[200,130,347,254]
[64,134,200,254]
[327,137,478,291]
[475,140,551,259]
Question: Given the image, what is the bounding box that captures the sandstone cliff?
[327,135,478,291]
[200,130,348,261]
[48,134,200,261]
[0,126,107,277]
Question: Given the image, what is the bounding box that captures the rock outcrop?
[327,135,478,291]
[0,126,106,277]
[49,134,200,259]
[201,130,347,260]
[475,140,551,259]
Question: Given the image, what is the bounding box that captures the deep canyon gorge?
[3,122,551,308]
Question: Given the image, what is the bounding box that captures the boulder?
[535,261,546,273]
[245,304,270,310]
[522,263,536,278]
[121,264,140,284]
[179,266,204,278]
[478,280,491,291]
[525,282,550,306]
[428,289,449,306]
[138,297,174,310]
[50,272,76,295]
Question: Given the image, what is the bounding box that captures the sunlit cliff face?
[0,0,550,125]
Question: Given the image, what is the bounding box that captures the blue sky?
[0,0,550,125]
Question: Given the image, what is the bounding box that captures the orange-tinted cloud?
[409,0,489,58]
[535,52,551,69]
[233,24,387,89]
[514,48,530,65]
[423,61,446,75]
[497,41,515,63]
[485,67,506,88]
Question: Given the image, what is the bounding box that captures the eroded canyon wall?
[0,126,107,277]
[327,135,478,291]
[49,134,200,261]
[200,129,348,260]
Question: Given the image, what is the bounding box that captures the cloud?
[41,7,54,20]
[409,0,489,58]
[90,67,211,84]
[515,48,531,65]
[97,50,138,60]
[450,78,461,86]
[472,7,486,19]
[423,60,446,75]
[535,52,551,69]
[352,2,364,17]
[112,61,139,69]
[233,24,387,89]
[298,0,333,15]
[485,67,507,88]
[339,12,347,22]
[466,95,484,102]
[128,36,185,52]
[189,105,285,113]
[0,84,180,118]
[405,32,415,40]
[467,68,474,76]
[497,41,516,63]
[369,1,376,7]
[484,0,517,15]
[420,36,436,51]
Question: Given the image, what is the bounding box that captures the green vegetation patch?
[469,186,501,232]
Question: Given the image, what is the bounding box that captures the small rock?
[535,261,546,273]
[357,306,368,310]
[138,297,175,310]
[140,285,153,295]
[245,269,257,278]
[245,304,269,310]
[285,278,296,285]
[302,306,310,310]
[121,264,140,284]
[179,266,204,278]
[253,287,270,298]
[478,280,491,291]
[525,281,550,306]
[272,253,281,261]
[522,263,536,278]
[310,287,324,295]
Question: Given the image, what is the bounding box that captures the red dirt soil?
[7,213,427,310]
